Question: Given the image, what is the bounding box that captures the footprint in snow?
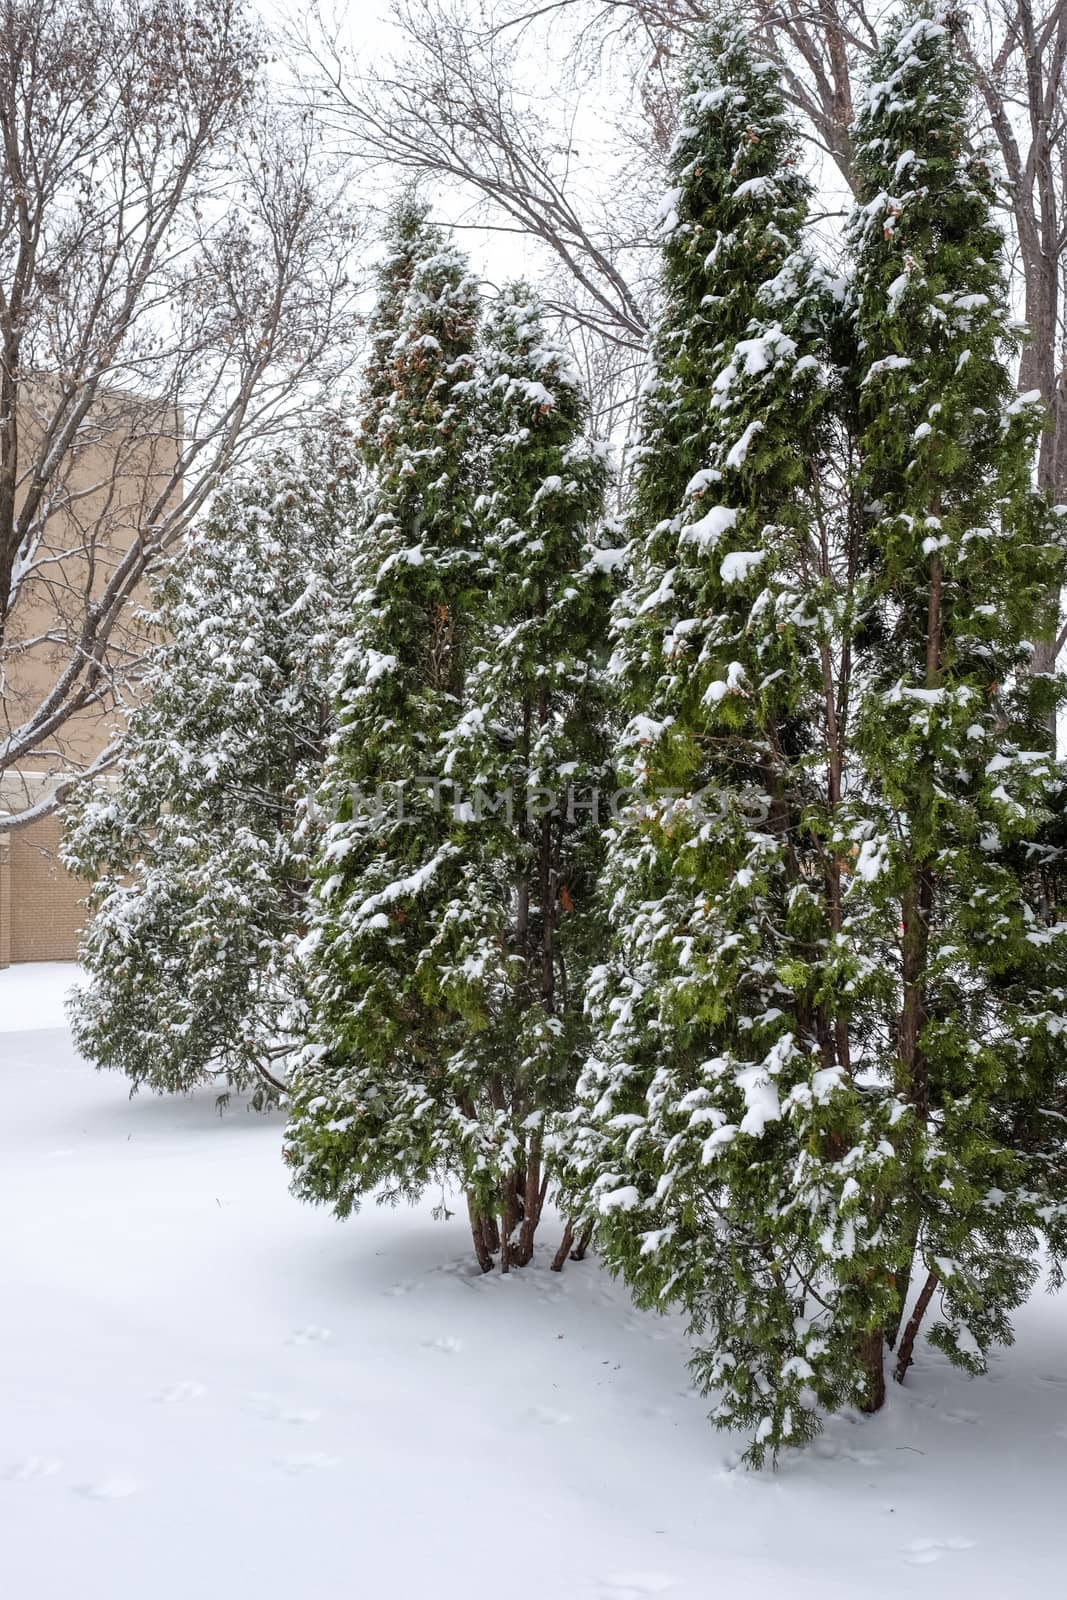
[422,1335,464,1354]
[74,1476,140,1501]
[154,1381,206,1403]
[246,1393,322,1425]
[4,1456,62,1482]
[435,1258,481,1279]
[598,1574,676,1599]
[276,1452,340,1475]
[902,1537,975,1566]
[1035,1373,1067,1387]
[530,1405,572,1425]
[287,1326,332,1346]
[621,1314,672,1342]
[274,1405,321,1425]
[638,1405,677,1423]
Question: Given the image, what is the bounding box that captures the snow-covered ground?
[2,964,1064,1599]
[0,960,83,1032]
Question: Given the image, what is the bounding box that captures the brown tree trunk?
[885,1215,921,1349]
[499,1171,521,1273]
[550,1220,575,1272]
[467,1194,493,1273]
[572,1222,594,1261]
[858,1328,886,1413]
[894,1269,939,1385]
[515,1140,544,1265]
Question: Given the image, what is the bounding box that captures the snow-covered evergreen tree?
[64,434,362,1107]
[844,5,1067,1391]
[436,283,614,1267]
[282,204,493,1237]
[285,223,618,1268]
[558,9,1067,1463]
[552,25,853,1460]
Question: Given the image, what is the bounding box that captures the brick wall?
[0,816,85,967]
[0,386,176,968]
[0,833,10,969]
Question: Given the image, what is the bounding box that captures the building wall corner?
[0,831,11,971]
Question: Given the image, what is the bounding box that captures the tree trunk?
[515,1139,544,1265]
[885,1213,921,1350]
[467,1194,494,1273]
[499,1170,521,1273]
[550,1220,574,1272]
[572,1221,594,1261]
[858,1328,886,1413]
[894,1269,938,1385]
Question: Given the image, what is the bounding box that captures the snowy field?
[2,964,1065,1600]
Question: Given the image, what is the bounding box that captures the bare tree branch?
[0,0,365,819]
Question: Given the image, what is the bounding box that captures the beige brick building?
[0,809,83,964]
[0,392,177,967]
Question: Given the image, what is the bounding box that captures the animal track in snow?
[598,1573,676,1599]
[1035,1372,1067,1387]
[906,1395,979,1425]
[276,1452,340,1475]
[154,1381,206,1403]
[422,1335,464,1354]
[287,1326,332,1346]
[902,1537,975,1566]
[530,1405,572,1426]
[246,1393,322,1425]
[4,1456,62,1482]
[821,1443,881,1466]
[74,1475,140,1501]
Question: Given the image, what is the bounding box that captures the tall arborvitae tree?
[286,242,617,1269]
[845,7,1067,1392]
[552,25,856,1460]
[63,436,362,1107]
[437,283,614,1268]
[283,204,494,1240]
[558,9,1067,1464]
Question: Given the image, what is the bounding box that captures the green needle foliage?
[845,5,1067,1391]
[437,282,614,1267]
[64,435,362,1107]
[553,22,851,1462]
[285,209,616,1268]
[284,202,486,1215]
[555,9,1067,1462]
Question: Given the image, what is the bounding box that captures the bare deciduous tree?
[294,0,664,432]
[0,0,363,826]
[962,1,1067,668]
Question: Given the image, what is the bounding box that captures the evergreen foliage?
[64,436,362,1107]
[65,12,1067,1467]
[284,222,615,1266]
[555,9,1067,1462]
[552,23,849,1461]
[437,283,614,1266]
[283,202,486,1216]
[845,5,1067,1388]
